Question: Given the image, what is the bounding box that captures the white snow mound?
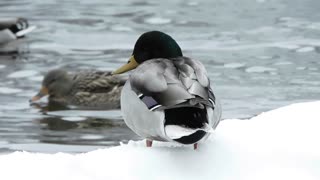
[0,101,320,180]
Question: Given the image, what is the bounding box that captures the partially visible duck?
[0,17,36,45]
[113,31,222,149]
[30,69,127,109]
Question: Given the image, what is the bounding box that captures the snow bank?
[1,101,320,180]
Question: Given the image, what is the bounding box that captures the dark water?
[0,0,319,153]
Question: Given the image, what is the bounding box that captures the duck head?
[113,31,183,74]
[30,69,73,102]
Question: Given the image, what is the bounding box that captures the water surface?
[0,0,320,153]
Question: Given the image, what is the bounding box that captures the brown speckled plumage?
[33,69,127,109]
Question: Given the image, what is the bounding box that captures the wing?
[130,57,212,107]
[176,57,209,87]
[130,60,168,95]
[173,57,210,100]
[73,71,127,93]
[72,88,122,109]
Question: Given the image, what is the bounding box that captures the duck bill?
[30,86,49,102]
[112,55,138,74]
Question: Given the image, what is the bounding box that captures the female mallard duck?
[30,69,127,109]
[113,31,221,149]
[0,17,36,44]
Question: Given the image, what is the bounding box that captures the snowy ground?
[1,101,319,180]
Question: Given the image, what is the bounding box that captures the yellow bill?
[112,55,138,74]
[30,86,49,102]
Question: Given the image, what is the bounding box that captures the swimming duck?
[0,17,36,44]
[113,31,221,149]
[30,69,127,109]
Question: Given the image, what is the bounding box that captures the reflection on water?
[31,101,69,112]
[38,117,138,146]
[0,0,320,153]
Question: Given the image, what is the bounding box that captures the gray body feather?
[130,57,211,107]
[121,57,221,142]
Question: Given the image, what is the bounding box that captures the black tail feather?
[164,107,208,144]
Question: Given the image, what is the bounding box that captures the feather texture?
[130,57,212,108]
[33,70,126,109]
[65,71,126,108]
[73,71,126,93]
[118,31,221,145]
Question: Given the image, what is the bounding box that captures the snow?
[0,101,320,180]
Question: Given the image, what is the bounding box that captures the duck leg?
[193,143,198,150]
[146,139,153,147]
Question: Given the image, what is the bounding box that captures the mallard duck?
[113,31,221,149]
[30,69,127,109]
[0,17,36,44]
